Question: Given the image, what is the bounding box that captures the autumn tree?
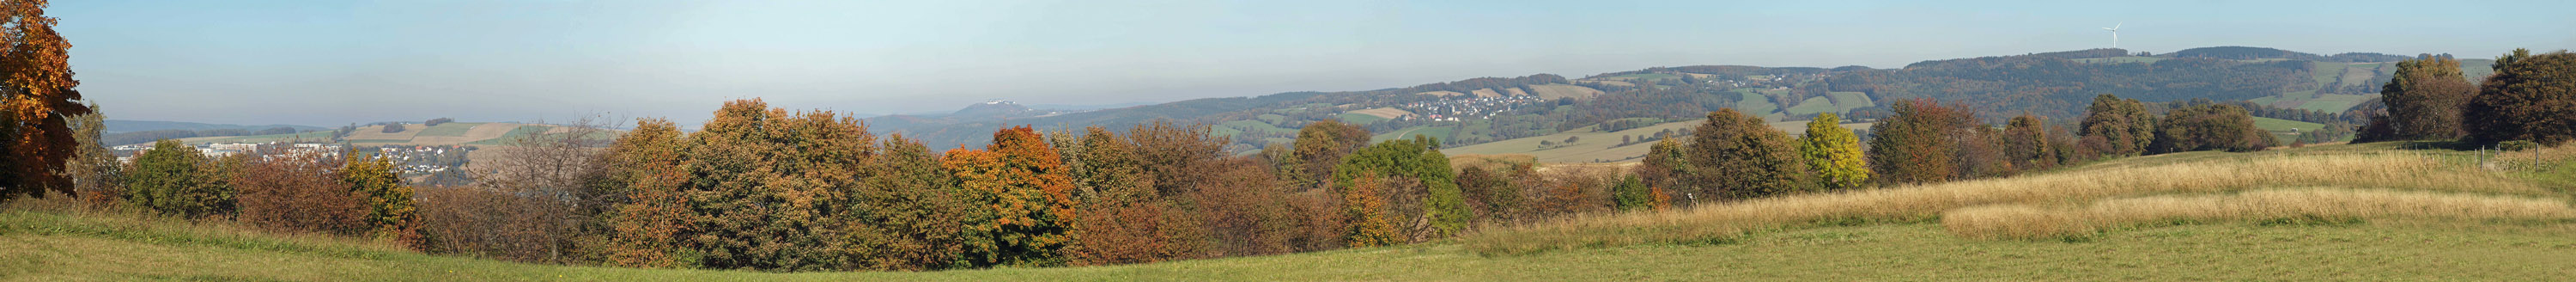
[679,99,876,270]
[1063,126,1202,266]
[1795,113,1870,191]
[343,154,422,248]
[1637,138,1691,202]
[2078,95,2154,156]
[1338,173,1400,248]
[844,134,981,270]
[2002,114,2057,170]
[0,0,88,203]
[944,126,1078,267]
[1685,108,1812,199]
[586,118,693,268]
[1283,120,1370,191]
[2379,55,2476,140]
[2464,49,2576,145]
[2149,103,2275,153]
[1185,156,1308,256]
[1868,99,1974,185]
[1454,166,1520,220]
[122,140,234,218]
[1330,136,1467,237]
[1127,120,1228,197]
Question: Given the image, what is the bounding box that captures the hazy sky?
[56,0,2576,126]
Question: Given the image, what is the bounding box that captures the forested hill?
[867,46,2447,154]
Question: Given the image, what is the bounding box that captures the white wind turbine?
[2101,23,2122,49]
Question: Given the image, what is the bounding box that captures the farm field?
[2308,61,2348,86]
[1334,113,1388,125]
[1826,91,1874,113]
[1784,96,1836,117]
[11,142,2575,280]
[1441,120,1699,163]
[2252,117,2328,141]
[1440,120,1869,163]
[1371,126,1456,144]
[1350,107,1412,120]
[1732,89,1777,117]
[1524,83,1605,100]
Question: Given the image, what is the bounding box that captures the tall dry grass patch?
[2,194,413,256]
[1944,188,2576,240]
[1463,154,2545,255]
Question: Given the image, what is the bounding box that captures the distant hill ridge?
[103,120,325,134]
[840,46,2445,153]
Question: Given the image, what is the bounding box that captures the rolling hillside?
[9,142,2573,280]
[165,122,599,147]
[102,120,326,134]
[860,46,2444,160]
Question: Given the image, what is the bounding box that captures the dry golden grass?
[1461,153,2547,255]
[2489,143,2576,171]
[1945,188,2576,240]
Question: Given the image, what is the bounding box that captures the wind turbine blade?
[2114,23,2122,29]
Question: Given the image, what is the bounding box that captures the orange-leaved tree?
[591,118,692,267]
[0,0,88,203]
[944,126,1078,267]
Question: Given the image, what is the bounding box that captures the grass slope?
[2253,117,2327,141]
[1440,120,1698,163]
[11,143,2575,280]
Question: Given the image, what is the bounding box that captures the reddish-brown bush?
[234,150,366,236]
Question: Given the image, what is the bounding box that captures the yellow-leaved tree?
[1797,113,1871,191]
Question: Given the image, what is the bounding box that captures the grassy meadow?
[9,141,2575,280]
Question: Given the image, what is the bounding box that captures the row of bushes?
[1636,94,2278,205]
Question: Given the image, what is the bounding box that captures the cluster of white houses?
[111,142,347,164]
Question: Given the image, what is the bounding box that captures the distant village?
[112,141,477,176]
[1391,95,1550,122]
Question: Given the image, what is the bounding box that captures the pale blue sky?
[55,0,2576,126]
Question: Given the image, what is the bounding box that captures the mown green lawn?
[9,210,2574,281]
